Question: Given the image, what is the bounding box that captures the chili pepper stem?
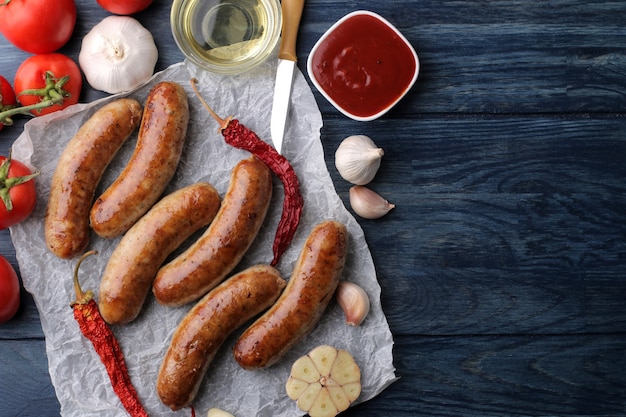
[71,250,98,306]
[190,78,233,132]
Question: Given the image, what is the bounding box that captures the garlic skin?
[335,281,370,326]
[79,16,158,94]
[335,135,384,185]
[349,185,395,219]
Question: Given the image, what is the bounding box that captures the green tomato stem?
[0,91,18,112]
[0,149,40,212]
[0,71,71,126]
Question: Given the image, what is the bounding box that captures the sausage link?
[44,98,143,259]
[157,264,286,411]
[90,81,189,238]
[233,220,348,369]
[98,183,221,325]
[152,155,273,307]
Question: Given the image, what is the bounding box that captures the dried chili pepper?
[70,250,149,417]
[191,78,304,266]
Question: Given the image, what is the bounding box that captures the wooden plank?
[319,115,626,335]
[0,230,45,339]
[367,334,626,416]
[3,1,623,116]
[1,0,625,415]
[4,114,625,339]
[0,340,58,415]
[375,266,626,335]
[300,0,626,115]
[2,335,625,416]
[0,292,45,339]
[0,0,624,116]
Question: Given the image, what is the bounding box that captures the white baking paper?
[9,58,397,417]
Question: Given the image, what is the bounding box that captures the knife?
[270,0,305,154]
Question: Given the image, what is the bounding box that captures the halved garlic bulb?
[286,345,361,417]
[349,185,395,219]
[335,135,384,185]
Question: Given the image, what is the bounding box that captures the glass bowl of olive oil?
[171,0,281,75]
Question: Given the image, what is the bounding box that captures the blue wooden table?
[2,0,626,416]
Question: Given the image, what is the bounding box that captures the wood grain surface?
[1,0,625,416]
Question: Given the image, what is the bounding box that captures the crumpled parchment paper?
[9,58,397,417]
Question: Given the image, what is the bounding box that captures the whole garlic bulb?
[335,135,384,185]
[79,16,158,94]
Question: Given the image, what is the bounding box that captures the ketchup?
[310,13,417,119]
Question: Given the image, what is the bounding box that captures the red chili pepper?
[191,78,304,266]
[70,251,149,417]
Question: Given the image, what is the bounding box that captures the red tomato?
[14,54,82,117]
[97,0,153,15]
[0,75,16,131]
[0,0,77,54]
[0,75,16,108]
[0,154,38,229]
[0,255,20,323]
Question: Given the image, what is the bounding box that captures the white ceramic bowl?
[307,10,419,121]
[171,0,282,75]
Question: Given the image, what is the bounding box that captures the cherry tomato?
[14,53,82,117]
[0,75,16,131]
[0,0,77,54]
[0,255,20,323]
[97,0,153,15]
[0,154,38,230]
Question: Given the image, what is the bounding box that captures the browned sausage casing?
[233,220,348,369]
[44,98,143,259]
[98,182,221,325]
[157,264,286,411]
[90,81,189,238]
[152,155,273,307]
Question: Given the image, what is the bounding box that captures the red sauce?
[310,13,417,119]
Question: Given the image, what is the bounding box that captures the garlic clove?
[296,382,324,412]
[335,281,370,326]
[335,135,384,185]
[349,185,395,219]
[289,354,321,383]
[308,386,339,417]
[308,345,338,376]
[207,408,235,417]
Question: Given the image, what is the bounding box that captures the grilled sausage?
[44,98,143,259]
[90,81,189,238]
[157,264,286,411]
[98,183,221,325]
[233,220,348,369]
[152,155,273,307]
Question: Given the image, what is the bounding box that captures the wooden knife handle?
[278,0,305,62]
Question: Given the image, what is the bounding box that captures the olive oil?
[174,0,279,70]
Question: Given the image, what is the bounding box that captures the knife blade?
[270,0,305,154]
